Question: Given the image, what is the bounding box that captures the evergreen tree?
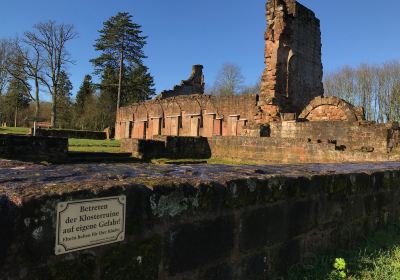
[91,12,155,114]
[75,75,95,115]
[123,65,155,105]
[97,66,119,129]
[4,76,30,127]
[56,71,73,128]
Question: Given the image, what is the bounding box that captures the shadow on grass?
[286,224,400,280]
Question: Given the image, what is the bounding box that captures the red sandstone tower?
[261,0,324,113]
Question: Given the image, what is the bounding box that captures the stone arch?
[164,98,182,116]
[204,98,219,116]
[133,102,149,121]
[299,96,364,122]
[147,101,164,119]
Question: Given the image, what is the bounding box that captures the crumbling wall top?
[157,65,205,100]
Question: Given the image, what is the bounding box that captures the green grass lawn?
[0,127,30,135]
[286,224,400,280]
[68,138,121,153]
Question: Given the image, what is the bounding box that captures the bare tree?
[0,40,9,94]
[5,37,45,117]
[355,64,375,121]
[324,60,400,123]
[26,21,77,126]
[20,33,44,118]
[241,79,261,95]
[213,63,244,96]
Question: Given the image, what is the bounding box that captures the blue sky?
[0,0,399,100]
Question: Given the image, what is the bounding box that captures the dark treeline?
[324,61,400,123]
[0,12,155,131]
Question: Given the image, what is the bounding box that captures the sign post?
[27,117,47,136]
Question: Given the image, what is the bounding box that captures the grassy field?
[0,127,30,135]
[286,224,400,280]
[68,138,121,153]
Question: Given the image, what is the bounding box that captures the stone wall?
[208,136,400,164]
[120,129,400,164]
[261,0,324,113]
[120,138,166,160]
[115,94,261,140]
[0,134,68,162]
[1,162,400,279]
[270,121,397,154]
[121,136,211,160]
[31,128,107,140]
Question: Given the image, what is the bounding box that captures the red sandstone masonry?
[269,121,395,154]
[261,0,323,112]
[208,137,400,164]
[115,94,262,140]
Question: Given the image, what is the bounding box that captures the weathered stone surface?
[2,161,400,278]
[164,215,234,275]
[116,94,261,139]
[261,0,324,113]
[298,96,365,121]
[269,121,397,154]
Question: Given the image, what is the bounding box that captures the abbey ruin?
[115,0,400,164]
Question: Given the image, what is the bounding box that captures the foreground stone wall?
[0,134,68,162]
[1,162,400,279]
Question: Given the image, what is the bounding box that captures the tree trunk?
[34,78,40,118]
[14,106,18,128]
[51,87,57,127]
[117,50,124,113]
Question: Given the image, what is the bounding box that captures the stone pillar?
[261,0,324,113]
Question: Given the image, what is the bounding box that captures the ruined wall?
[299,96,365,122]
[120,128,400,164]
[115,94,262,140]
[261,0,323,113]
[2,162,400,279]
[157,65,205,99]
[208,136,400,164]
[270,121,397,154]
[121,136,211,160]
[0,134,68,163]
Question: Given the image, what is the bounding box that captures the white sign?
[55,196,126,255]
